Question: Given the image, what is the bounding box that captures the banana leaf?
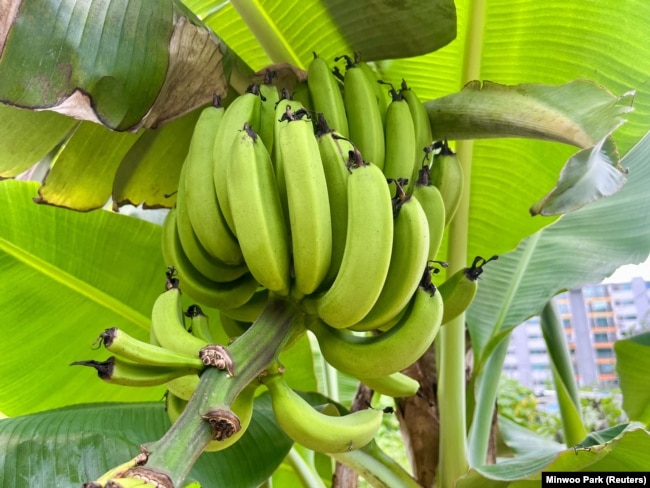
[0,180,317,416]
[0,395,292,488]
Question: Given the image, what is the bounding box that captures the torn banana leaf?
[0,0,227,132]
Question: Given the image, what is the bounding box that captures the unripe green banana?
[262,373,385,453]
[278,108,332,296]
[400,79,433,175]
[165,389,188,423]
[105,477,157,488]
[218,311,251,338]
[150,284,210,358]
[337,55,385,170]
[429,139,464,227]
[314,113,354,291]
[307,280,443,378]
[356,58,390,124]
[259,70,280,154]
[165,373,199,401]
[308,53,349,138]
[437,255,498,325]
[181,101,244,266]
[213,87,262,234]
[175,165,248,283]
[71,356,198,387]
[95,327,205,370]
[272,93,304,223]
[186,304,214,343]
[291,80,313,113]
[310,152,393,328]
[350,183,430,332]
[220,288,269,323]
[87,452,149,487]
[412,161,446,261]
[227,124,291,295]
[381,83,417,193]
[161,210,260,310]
[359,372,420,398]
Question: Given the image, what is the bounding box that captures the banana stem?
[141,296,305,486]
[285,447,327,488]
[437,137,472,488]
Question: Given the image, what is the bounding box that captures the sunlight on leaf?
[0,397,292,487]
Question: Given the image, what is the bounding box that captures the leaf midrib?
[0,236,150,330]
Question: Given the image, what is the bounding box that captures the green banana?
[218,311,252,338]
[165,373,200,401]
[165,389,188,423]
[291,80,313,113]
[437,255,498,325]
[429,139,464,227]
[150,284,211,358]
[95,327,205,370]
[308,53,349,138]
[272,93,304,222]
[350,182,430,331]
[186,304,214,343]
[161,210,260,310]
[278,108,333,297]
[71,356,197,387]
[227,123,292,295]
[307,280,443,378]
[175,165,248,283]
[181,101,244,266]
[220,288,269,323]
[381,83,417,192]
[359,372,420,398]
[259,70,280,154]
[412,161,446,261]
[311,152,393,329]
[314,113,354,291]
[356,58,390,124]
[400,79,433,176]
[213,87,262,234]
[337,54,385,169]
[262,373,385,453]
[105,478,158,488]
[87,452,149,487]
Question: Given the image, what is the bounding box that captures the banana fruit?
[437,255,498,325]
[307,277,444,378]
[311,150,394,329]
[262,372,385,453]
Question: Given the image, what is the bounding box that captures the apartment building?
[503,277,650,390]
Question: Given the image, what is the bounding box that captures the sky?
[602,255,650,283]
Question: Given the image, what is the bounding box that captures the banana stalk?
[118,296,305,487]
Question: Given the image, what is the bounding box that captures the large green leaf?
[615,333,650,425]
[457,424,650,488]
[186,0,456,70]
[0,180,168,415]
[0,105,78,178]
[0,396,292,488]
[0,0,226,131]
[465,131,650,465]
[382,0,650,266]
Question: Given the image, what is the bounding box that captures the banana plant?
[1,0,650,487]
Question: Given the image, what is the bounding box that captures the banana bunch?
[77,53,500,461]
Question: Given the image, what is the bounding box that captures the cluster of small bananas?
[77,53,499,462]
